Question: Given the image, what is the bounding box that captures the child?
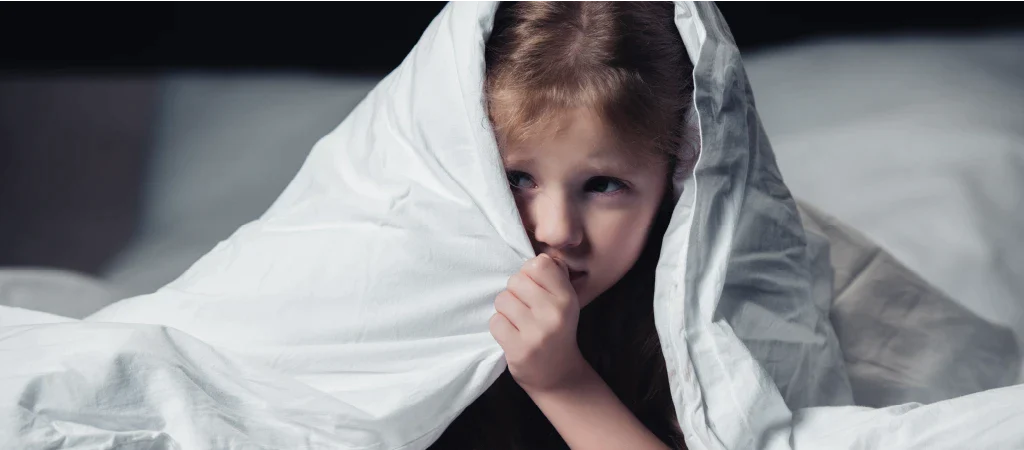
[432,2,694,449]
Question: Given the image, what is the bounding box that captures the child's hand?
[489,254,588,393]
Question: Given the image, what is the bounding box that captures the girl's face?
[501,107,669,308]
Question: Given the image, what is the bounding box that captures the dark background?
[2,2,1023,75]
[1,2,1022,273]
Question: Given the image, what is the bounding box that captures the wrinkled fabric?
[799,201,1021,408]
[1,2,1021,450]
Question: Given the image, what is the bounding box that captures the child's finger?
[494,290,531,329]
[522,254,574,298]
[505,271,548,309]
[488,312,518,346]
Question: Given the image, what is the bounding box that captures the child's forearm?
[523,361,673,450]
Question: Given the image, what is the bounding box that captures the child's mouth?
[568,270,587,282]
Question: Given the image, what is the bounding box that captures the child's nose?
[531,195,583,250]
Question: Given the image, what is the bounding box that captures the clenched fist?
[489,254,588,393]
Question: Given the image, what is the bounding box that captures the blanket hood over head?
[4,2,1024,450]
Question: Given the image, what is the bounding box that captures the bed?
[2,30,1022,412]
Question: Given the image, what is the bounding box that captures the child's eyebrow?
[586,147,650,172]
[501,153,534,167]
[582,159,639,175]
[502,147,647,174]
[588,147,629,163]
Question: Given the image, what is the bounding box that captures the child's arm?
[523,361,673,450]
[490,254,675,449]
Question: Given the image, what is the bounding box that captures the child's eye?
[584,176,628,195]
[506,170,537,190]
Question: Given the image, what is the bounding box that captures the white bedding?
[743,33,1024,381]
[1,3,1022,449]
[798,201,1020,407]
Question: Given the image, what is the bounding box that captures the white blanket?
[2,3,1021,449]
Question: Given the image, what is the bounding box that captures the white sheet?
[743,33,1024,381]
[2,3,1022,450]
[798,201,1020,407]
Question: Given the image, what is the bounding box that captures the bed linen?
[1,3,1021,449]
[744,32,1024,384]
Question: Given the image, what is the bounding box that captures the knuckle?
[547,309,566,327]
[531,256,552,271]
[489,312,506,330]
[488,315,503,339]
[506,272,526,291]
[544,308,572,331]
[493,293,516,313]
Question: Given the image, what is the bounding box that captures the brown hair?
[431,2,693,449]
[485,1,695,170]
